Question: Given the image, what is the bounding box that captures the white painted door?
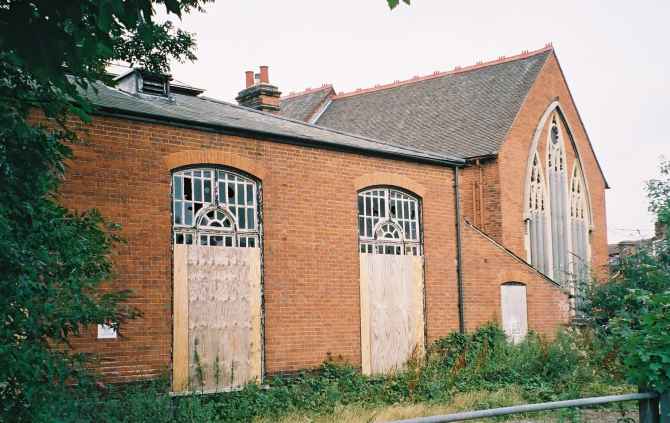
[500,283,528,344]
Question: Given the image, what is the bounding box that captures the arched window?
[547,116,570,284]
[172,167,259,247]
[570,163,590,307]
[526,153,550,275]
[358,187,422,256]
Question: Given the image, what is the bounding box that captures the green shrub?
[36,324,624,422]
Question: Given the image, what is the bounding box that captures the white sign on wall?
[97,323,118,339]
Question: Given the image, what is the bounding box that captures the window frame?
[358,186,423,256]
[171,166,261,248]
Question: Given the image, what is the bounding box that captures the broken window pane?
[227,185,236,204]
[357,187,422,256]
[173,168,260,248]
[184,178,192,201]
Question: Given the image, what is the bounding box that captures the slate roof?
[279,86,333,121]
[281,48,551,159]
[84,81,463,165]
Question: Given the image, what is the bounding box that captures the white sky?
[162,0,669,243]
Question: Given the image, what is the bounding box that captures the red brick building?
[62,45,607,389]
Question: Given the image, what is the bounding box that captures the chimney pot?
[236,65,281,113]
[260,66,269,83]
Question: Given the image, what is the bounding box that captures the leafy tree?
[387,0,411,9]
[0,1,209,420]
[646,159,670,227]
[585,159,670,392]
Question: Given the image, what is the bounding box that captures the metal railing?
[387,391,670,423]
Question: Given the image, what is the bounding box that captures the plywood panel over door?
[360,254,424,375]
[172,244,262,393]
[500,283,528,344]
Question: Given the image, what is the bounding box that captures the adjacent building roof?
[84,81,464,166]
[280,85,334,121]
[280,47,552,159]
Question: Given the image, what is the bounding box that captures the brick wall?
[497,52,609,281]
[49,50,608,383]
[58,114,461,382]
[459,52,609,283]
[459,158,502,241]
[460,222,570,334]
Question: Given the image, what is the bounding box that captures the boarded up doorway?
[359,254,425,375]
[171,167,263,393]
[500,283,528,344]
[172,244,262,392]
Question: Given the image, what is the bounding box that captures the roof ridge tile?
[281,84,333,100]
[332,44,553,99]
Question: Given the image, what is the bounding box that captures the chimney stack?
[236,66,281,113]
[245,71,254,88]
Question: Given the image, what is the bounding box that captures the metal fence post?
[660,391,670,423]
[639,388,660,423]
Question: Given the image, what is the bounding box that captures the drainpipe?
[453,167,465,333]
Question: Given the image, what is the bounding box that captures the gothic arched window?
[570,163,590,303]
[547,116,570,284]
[172,168,259,247]
[526,152,550,275]
[358,187,422,256]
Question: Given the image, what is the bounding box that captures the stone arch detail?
[353,172,427,198]
[164,150,267,180]
[522,101,593,224]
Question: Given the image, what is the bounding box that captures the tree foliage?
[0,1,209,420]
[387,0,411,9]
[585,159,670,392]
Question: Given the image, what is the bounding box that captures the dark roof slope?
[84,82,463,166]
[314,49,550,159]
[279,86,333,121]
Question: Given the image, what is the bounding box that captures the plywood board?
[187,246,262,391]
[172,245,189,392]
[360,254,424,375]
[359,258,371,375]
[501,284,528,344]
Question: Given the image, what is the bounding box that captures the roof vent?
[139,75,170,97]
[114,69,173,99]
[140,73,170,97]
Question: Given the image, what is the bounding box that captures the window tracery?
[358,187,421,256]
[172,168,259,248]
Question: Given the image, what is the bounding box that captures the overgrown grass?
[48,325,631,422]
